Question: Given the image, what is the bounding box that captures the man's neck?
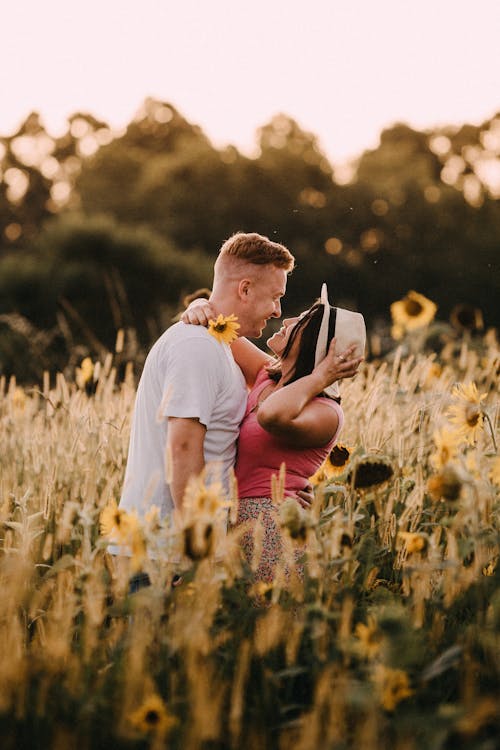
[209,294,247,337]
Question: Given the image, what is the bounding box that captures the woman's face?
[266,316,300,356]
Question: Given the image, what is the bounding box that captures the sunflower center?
[465,405,481,427]
[214,323,227,332]
[145,710,160,725]
[352,460,394,489]
[457,306,475,327]
[404,298,423,317]
[330,445,350,467]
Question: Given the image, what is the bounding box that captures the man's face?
[242,266,287,338]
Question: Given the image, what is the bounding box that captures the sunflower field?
[1,301,499,750]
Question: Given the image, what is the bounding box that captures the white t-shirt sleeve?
[159,337,223,428]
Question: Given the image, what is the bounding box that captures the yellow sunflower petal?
[324,443,354,477]
[390,291,437,333]
[429,427,462,469]
[128,694,178,736]
[208,313,240,344]
[446,382,486,445]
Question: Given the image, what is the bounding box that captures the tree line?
[1,98,499,381]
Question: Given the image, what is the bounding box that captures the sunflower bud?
[183,520,214,560]
[279,497,310,541]
[427,464,464,501]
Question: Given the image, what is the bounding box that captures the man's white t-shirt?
[120,322,247,518]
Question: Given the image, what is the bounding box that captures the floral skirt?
[232,496,304,583]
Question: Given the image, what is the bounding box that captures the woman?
[183,284,365,581]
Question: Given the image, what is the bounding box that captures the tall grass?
[0,333,499,749]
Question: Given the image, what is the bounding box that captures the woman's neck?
[276,356,295,386]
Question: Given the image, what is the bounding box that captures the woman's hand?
[313,337,363,390]
[181,298,215,326]
[295,484,314,509]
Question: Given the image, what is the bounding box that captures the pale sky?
[2,0,500,164]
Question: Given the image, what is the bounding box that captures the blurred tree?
[0,214,212,380]
[0,110,109,254]
[0,112,53,251]
[356,123,443,197]
[76,99,211,225]
[1,100,499,381]
[348,118,500,326]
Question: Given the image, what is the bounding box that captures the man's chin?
[249,325,265,339]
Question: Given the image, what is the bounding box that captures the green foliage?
[0,213,212,380]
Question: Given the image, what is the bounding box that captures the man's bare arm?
[167,417,206,512]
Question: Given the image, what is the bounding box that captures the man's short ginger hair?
[218,232,295,271]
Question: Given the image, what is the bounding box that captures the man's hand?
[181,298,215,327]
[167,417,206,511]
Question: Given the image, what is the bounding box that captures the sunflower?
[279,497,311,541]
[390,323,405,341]
[427,464,463,501]
[326,443,353,476]
[182,520,214,560]
[354,616,383,659]
[207,313,240,344]
[447,382,487,445]
[309,465,328,486]
[372,665,413,712]
[12,386,27,411]
[429,427,462,470]
[100,498,134,542]
[348,455,394,490]
[183,475,229,515]
[390,291,437,335]
[450,303,484,333]
[398,531,427,554]
[75,357,94,389]
[128,694,177,737]
[309,444,354,485]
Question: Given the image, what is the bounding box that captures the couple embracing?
[118,232,365,582]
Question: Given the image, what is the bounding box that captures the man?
[119,232,295,523]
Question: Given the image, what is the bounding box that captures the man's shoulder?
[152,322,226,360]
[161,321,217,346]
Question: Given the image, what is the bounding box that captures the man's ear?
[237,278,251,299]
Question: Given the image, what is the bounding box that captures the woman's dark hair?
[268,301,339,400]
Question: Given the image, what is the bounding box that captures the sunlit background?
[2,0,500,164]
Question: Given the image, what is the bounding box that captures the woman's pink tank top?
[234,369,344,498]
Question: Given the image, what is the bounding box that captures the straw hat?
[314,283,366,398]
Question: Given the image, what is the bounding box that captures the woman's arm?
[257,339,362,449]
[181,298,272,387]
[229,337,273,388]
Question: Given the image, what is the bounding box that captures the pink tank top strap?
[246,368,272,413]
